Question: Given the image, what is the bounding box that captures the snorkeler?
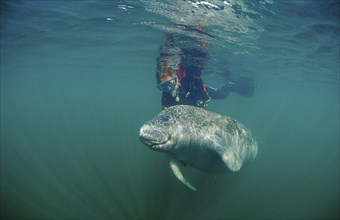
[156,24,254,109]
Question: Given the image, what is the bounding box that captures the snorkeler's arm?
[206,85,231,99]
[207,78,255,99]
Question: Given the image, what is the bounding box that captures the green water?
[1,0,339,219]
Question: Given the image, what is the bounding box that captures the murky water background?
[1,0,339,219]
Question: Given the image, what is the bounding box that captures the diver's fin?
[168,156,197,191]
[221,150,243,172]
[229,76,255,97]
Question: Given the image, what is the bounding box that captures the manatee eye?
[159,114,170,122]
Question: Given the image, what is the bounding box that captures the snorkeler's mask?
[160,76,179,97]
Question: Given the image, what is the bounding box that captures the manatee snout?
[139,123,170,150]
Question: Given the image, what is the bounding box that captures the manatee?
[139,105,258,190]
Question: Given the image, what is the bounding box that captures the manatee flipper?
[168,156,197,191]
[221,150,243,172]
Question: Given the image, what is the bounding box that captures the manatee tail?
[168,156,197,191]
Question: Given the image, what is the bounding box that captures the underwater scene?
[1,0,339,219]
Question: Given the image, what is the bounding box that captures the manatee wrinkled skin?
[139,105,258,190]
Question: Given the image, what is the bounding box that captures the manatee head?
[139,113,178,152]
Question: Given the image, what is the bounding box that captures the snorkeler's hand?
[196,100,209,108]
